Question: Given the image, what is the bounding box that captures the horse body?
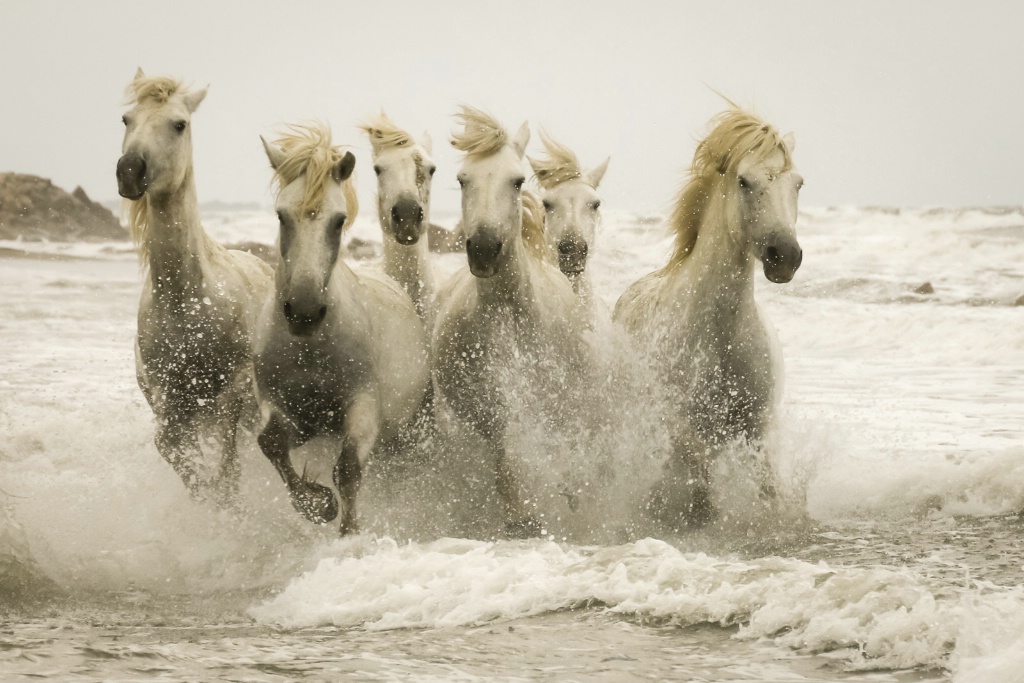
[253,124,428,534]
[360,113,437,321]
[528,132,609,311]
[433,107,586,537]
[613,106,803,525]
[117,69,272,498]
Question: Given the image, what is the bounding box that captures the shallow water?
[2,207,1023,681]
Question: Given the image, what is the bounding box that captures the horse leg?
[214,388,245,507]
[155,414,201,496]
[646,443,715,529]
[332,393,379,536]
[257,412,337,524]
[495,442,543,539]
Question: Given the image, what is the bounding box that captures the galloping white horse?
[253,123,429,535]
[613,106,803,526]
[433,106,587,538]
[359,112,437,320]
[528,131,609,308]
[116,69,272,500]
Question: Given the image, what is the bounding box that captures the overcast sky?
[1,1,1021,216]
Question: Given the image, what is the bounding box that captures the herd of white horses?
[115,69,803,538]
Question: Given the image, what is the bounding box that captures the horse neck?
[672,191,756,310]
[144,168,215,304]
[381,234,431,285]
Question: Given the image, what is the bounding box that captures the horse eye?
[738,175,751,190]
[428,166,436,177]
[331,214,347,231]
[796,179,805,191]
[513,177,525,191]
[590,200,602,211]
[121,115,128,126]
[542,200,554,212]
[173,120,187,134]
[373,165,382,176]
[457,177,466,188]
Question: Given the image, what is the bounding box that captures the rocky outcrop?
[0,173,127,241]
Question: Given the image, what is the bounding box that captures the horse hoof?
[505,517,543,540]
[291,482,338,524]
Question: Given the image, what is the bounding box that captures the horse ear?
[585,157,611,188]
[184,87,208,113]
[420,131,433,155]
[512,121,530,159]
[134,67,146,81]
[783,132,796,154]
[261,136,287,170]
[333,151,356,182]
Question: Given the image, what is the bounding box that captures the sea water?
[1,206,1022,681]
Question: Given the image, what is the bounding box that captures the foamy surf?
[250,535,1024,673]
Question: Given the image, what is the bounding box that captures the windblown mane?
[530,131,582,189]
[124,75,186,107]
[521,189,552,261]
[360,112,413,157]
[665,106,792,269]
[450,105,507,157]
[269,122,359,227]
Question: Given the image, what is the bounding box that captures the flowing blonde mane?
[269,122,359,227]
[521,189,552,261]
[665,106,792,269]
[360,112,413,157]
[450,105,507,157]
[125,75,186,108]
[530,131,582,189]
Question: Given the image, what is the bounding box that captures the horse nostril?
[317,306,327,321]
[283,301,293,319]
[765,246,781,263]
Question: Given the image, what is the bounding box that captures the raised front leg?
[257,412,338,524]
[332,393,380,536]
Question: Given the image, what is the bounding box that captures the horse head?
[451,106,530,279]
[529,133,609,278]
[362,114,436,246]
[117,68,207,201]
[261,126,357,337]
[734,135,803,283]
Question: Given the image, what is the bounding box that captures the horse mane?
[125,75,186,107]
[450,105,507,157]
[664,106,792,269]
[520,189,552,261]
[359,112,413,157]
[530,131,582,189]
[269,122,359,228]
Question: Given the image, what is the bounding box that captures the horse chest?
[255,336,374,436]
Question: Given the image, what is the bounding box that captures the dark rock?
[428,222,464,254]
[0,173,127,242]
[913,282,935,295]
[1014,294,1024,307]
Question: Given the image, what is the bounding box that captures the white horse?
[116,69,273,500]
[252,123,429,535]
[359,112,437,321]
[528,131,609,309]
[613,106,803,526]
[432,106,588,538]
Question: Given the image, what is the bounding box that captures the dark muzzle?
[466,231,503,278]
[760,235,803,284]
[116,153,148,200]
[390,196,424,245]
[557,237,588,276]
